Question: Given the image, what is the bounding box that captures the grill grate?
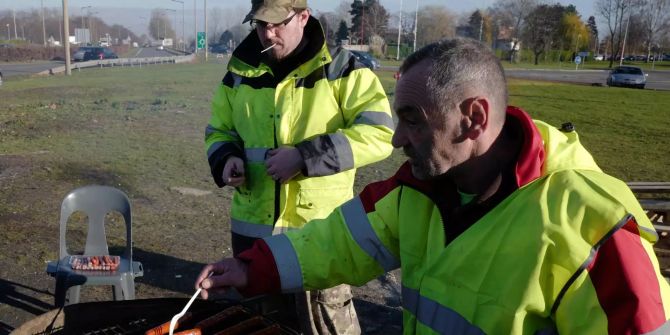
[12,298,299,335]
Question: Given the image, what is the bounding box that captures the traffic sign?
[574,56,582,65]
[197,32,206,50]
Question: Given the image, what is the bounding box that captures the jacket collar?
[396,106,546,192]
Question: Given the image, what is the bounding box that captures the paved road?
[4,60,670,90]
[505,68,670,90]
[132,47,186,58]
[1,61,64,77]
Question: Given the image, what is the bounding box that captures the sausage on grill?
[194,305,248,331]
[213,316,265,335]
[248,324,281,335]
[144,312,193,335]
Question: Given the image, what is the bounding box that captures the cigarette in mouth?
[261,43,277,54]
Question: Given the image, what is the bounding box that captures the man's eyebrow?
[395,106,418,116]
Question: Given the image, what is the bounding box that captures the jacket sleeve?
[259,177,403,292]
[296,62,394,177]
[205,72,244,187]
[554,216,670,334]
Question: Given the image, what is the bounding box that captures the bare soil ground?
[0,63,405,334]
[0,150,403,334]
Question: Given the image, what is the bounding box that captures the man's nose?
[391,126,406,149]
[262,27,276,40]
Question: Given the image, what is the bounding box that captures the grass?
[0,60,669,327]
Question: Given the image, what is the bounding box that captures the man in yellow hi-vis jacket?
[199,38,670,334]
[204,0,393,333]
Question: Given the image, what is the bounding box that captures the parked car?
[350,50,380,70]
[73,46,118,61]
[593,54,604,61]
[606,66,647,89]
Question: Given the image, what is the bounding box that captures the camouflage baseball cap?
[243,0,308,24]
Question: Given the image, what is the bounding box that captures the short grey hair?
[400,38,508,125]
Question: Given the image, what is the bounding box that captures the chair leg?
[68,285,81,305]
[113,283,123,300]
[54,275,67,307]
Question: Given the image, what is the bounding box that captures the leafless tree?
[637,0,669,61]
[491,0,539,62]
[597,0,638,67]
[416,5,456,47]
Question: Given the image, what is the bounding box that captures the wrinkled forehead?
[394,60,433,113]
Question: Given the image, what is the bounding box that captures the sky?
[2,0,598,38]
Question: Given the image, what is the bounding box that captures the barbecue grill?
[11,298,300,335]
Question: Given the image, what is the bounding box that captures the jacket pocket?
[296,187,352,223]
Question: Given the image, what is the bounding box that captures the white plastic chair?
[46,185,143,307]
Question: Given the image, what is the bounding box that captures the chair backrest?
[59,185,132,262]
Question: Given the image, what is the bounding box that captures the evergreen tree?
[336,20,349,44]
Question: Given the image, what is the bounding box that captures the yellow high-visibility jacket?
[205,17,393,238]
[259,107,670,334]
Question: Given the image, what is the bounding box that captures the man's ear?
[460,97,490,140]
[299,9,310,27]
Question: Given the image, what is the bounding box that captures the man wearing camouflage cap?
[203,0,394,333]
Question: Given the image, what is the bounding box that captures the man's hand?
[265,147,305,183]
[195,258,249,300]
[222,156,245,187]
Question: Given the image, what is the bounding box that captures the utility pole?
[13,8,18,39]
[619,14,630,67]
[42,0,47,46]
[205,0,208,61]
[413,0,418,52]
[171,0,184,51]
[396,0,403,60]
[193,0,197,53]
[63,0,71,75]
[478,12,483,42]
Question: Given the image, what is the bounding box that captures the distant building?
[74,28,90,44]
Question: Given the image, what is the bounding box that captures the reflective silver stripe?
[643,319,670,335]
[402,285,485,335]
[638,224,658,239]
[264,234,304,293]
[341,197,400,271]
[207,142,225,158]
[329,133,354,172]
[273,226,297,235]
[354,111,395,130]
[230,218,273,238]
[245,148,270,163]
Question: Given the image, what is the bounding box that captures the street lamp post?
[193,0,196,53]
[41,0,47,46]
[413,0,418,52]
[63,0,71,75]
[396,0,403,60]
[81,6,91,30]
[172,0,185,51]
[6,24,10,41]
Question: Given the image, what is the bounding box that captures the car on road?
[73,46,118,61]
[350,50,380,70]
[156,45,164,50]
[607,66,647,89]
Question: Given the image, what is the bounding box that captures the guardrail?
[628,182,670,233]
[40,53,197,75]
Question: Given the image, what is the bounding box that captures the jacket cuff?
[208,143,244,187]
[237,239,281,297]
[295,133,353,177]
